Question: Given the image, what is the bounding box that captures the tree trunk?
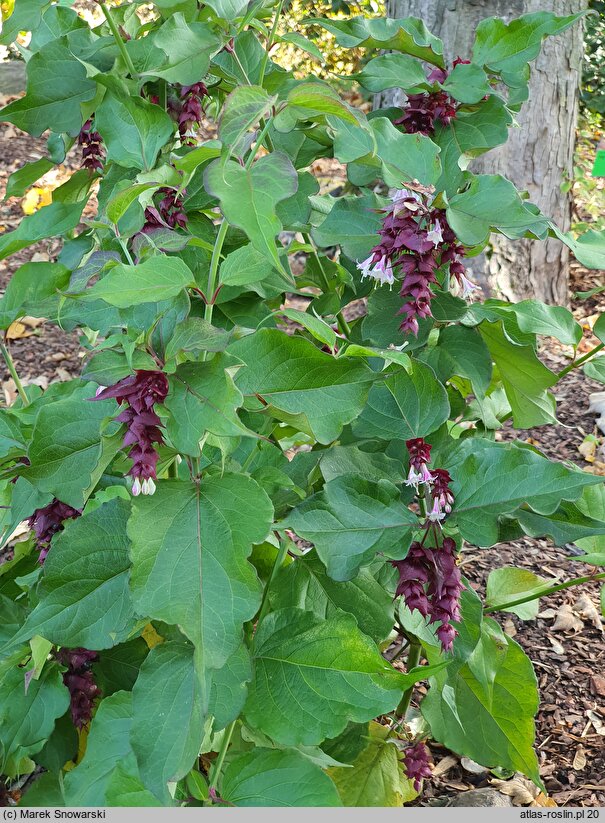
[380,0,585,305]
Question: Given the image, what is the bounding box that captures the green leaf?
[585,356,605,384]
[105,754,159,807]
[552,227,605,271]
[485,567,550,619]
[229,329,375,444]
[447,174,549,246]
[219,86,275,156]
[82,349,158,387]
[0,262,71,328]
[353,361,450,441]
[423,325,492,397]
[515,499,605,548]
[441,62,492,104]
[146,14,219,85]
[93,638,149,696]
[275,82,357,132]
[131,642,205,803]
[472,11,584,81]
[283,475,417,581]
[471,299,582,346]
[0,37,96,136]
[219,244,273,287]
[371,117,441,187]
[208,643,251,731]
[0,663,69,771]
[313,193,382,261]
[0,200,85,262]
[4,499,136,653]
[319,444,405,485]
[63,691,135,806]
[479,320,557,427]
[204,153,298,272]
[328,722,416,806]
[164,356,248,455]
[433,97,512,193]
[164,318,232,361]
[271,551,394,641]
[204,0,248,18]
[0,0,49,46]
[85,256,193,307]
[5,157,55,199]
[277,32,325,63]
[221,748,342,807]
[106,183,160,225]
[356,53,427,93]
[128,477,271,690]
[280,309,338,351]
[306,16,444,67]
[243,608,408,745]
[96,93,175,171]
[422,619,540,784]
[444,438,603,546]
[21,386,117,509]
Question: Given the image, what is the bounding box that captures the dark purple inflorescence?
[78,119,105,174]
[28,500,81,563]
[403,741,433,791]
[178,82,209,144]
[143,187,188,232]
[56,648,101,729]
[393,64,461,137]
[357,189,478,336]
[393,438,463,652]
[93,370,169,496]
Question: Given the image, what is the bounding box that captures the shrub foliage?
[0,0,604,808]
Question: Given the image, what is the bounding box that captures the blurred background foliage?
[275,0,384,77]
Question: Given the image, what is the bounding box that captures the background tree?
[380,0,586,305]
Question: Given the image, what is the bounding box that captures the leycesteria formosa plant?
[0,0,605,808]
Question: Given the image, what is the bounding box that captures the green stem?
[203,219,229,329]
[159,79,167,112]
[258,0,283,88]
[303,233,351,337]
[396,641,421,717]
[208,720,236,795]
[99,2,138,78]
[256,538,289,627]
[557,342,605,379]
[0,342,29,406]
[484,571,605,614]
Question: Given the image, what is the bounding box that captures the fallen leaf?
[572,746,586,771]
[491,774,537,806]
[552,603,583,633]
[432,755,458,777]
[548,636,565,654]
[461,757,488,775]
[578,436,598,463]
[533,793,557,807]
[586,710,605,735]
[589,391,605,435]
[6,320,32,339]
[573,593,604,633]
[502,617,517,637]
[538,608,557,619]
[2,378,17,406]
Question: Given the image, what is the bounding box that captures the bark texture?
[380,0,585,305]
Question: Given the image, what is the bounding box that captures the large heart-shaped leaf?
[283,475,418,581]
[243,608,410,745]
[128,477,271,691]
[204,153,298,271]
[222,748,342,807]
[229,329,375,444]
[3,499,137,652]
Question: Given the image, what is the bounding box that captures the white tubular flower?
[357,254,394,286]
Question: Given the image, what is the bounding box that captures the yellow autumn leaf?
[142,622,164,649]
[21,186,52,215]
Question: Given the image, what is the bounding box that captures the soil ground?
[0,85,604,807]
